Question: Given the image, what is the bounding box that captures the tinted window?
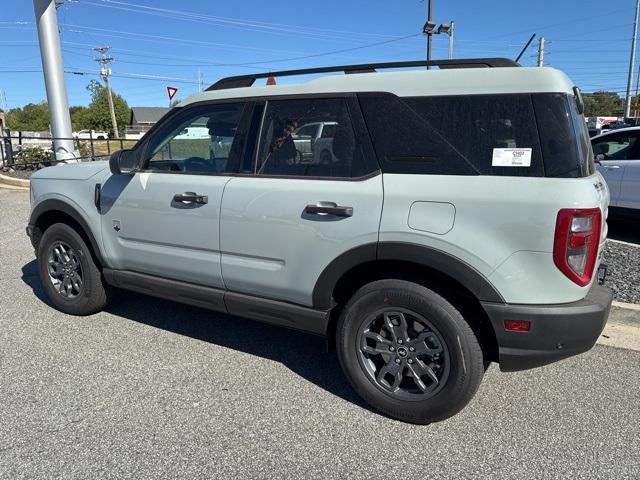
[359,93,544,176]
[533,94,588,178]
[144,102,245,174]
[256,98,369,178]
[592,131,640,160]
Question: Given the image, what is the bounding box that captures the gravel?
[603,240,640,304]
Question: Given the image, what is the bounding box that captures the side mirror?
[109,149,138,175]
[594,153,605,165]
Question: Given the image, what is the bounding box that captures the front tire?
[37,223,110,316]
[336,280,484,424]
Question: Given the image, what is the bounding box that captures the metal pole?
[104,74,119,139]
[515,33,536,63]
[33,0,78,162]
[426,0,433,69]
[537,37,545,67]
[448,20,455,59]
[625,0,640,119]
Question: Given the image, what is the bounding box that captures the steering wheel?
[184,157,215,173]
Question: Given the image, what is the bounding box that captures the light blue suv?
[26,59,613,424]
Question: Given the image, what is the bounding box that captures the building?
[126,107,169,140]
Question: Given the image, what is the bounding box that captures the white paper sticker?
[492,148,532,167]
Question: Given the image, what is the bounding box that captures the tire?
[336,279,484,424]
[37,223,110,316]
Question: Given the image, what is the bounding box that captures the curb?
[0,172,30,190]
[612,300,640,312]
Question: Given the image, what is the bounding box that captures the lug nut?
[395,358,401,364]
[397,339,403,344]
[389,346,395,352]
[408,359,414,364]
[409,346,415,352]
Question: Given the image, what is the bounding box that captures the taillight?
[553,208,601,287]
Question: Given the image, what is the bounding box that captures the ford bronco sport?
[27,59,613,424]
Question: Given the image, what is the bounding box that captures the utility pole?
[426,0,433,68]
[625,0,640,120]
[448,20,455,59]
[537,37,545,67]
[94,46,119,139]
[33,0,78,162]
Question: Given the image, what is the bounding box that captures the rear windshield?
[359,92,591,177]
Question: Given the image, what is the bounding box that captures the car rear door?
[100,101,249,288]
[592,131,638,206]
[219,96,382,307]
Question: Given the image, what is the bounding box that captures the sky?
[0,0,637,109]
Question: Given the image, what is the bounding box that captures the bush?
[15,145,51,168]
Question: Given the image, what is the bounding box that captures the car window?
[144,102,245,174]
[294,124,319,138]
[592,132,640,160]
[255,98,368,178]
[359,93,544,177]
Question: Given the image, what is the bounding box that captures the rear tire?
[336,279,484,424]
[37,223,110,316]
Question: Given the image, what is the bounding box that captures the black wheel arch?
[313,241,504,310]
[29,199,107,267]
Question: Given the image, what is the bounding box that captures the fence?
[1,130,138,169]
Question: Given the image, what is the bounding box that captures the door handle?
[604,165,621,170]
[305,203,353,217]
[173,192,208,204]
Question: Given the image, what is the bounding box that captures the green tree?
[5,102,50,131]
[83,80,129,135]
[582,91,624,117]
[70,105,90,131]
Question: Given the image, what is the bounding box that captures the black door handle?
[173,192,208,204]
[305,203,353,217]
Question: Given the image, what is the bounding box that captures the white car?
[74,129,109,140]
[592,126,640,220]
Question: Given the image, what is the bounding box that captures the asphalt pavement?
[1,188,639,479]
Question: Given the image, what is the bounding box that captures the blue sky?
[0,0,636,109]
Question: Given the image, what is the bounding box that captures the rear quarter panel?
[380,172,609,304]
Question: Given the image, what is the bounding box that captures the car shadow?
[20,259,372,412]
[607,218,640,245]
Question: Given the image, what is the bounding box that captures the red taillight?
[504,320,530,332]
[553,208,601,287]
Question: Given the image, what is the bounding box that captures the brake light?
[553,208,601,287]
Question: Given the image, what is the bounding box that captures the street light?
[423,20,455,61]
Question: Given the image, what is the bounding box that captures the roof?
[179,66,576,107]
[130,107,170,125]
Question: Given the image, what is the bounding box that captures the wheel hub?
[47,241,84,299]
[357,308,450,401]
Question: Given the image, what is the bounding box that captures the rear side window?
[255,98,371,178]
[358,93,544,176]
[532,93,589,178]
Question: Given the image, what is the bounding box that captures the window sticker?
[492,148,532,167]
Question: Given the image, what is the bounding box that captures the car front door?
[219,96,382,307]
[100,101,249,288]
[592,131,639,206]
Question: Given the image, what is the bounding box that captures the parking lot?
[1,188,639,479]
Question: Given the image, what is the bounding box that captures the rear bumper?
[481,283,613,372]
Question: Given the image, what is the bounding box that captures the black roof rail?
[206,58,520,91]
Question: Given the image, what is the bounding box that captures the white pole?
[33,0,78,162]
[448,21,455,59]
[537,37,545,67]
[625,0,640,119]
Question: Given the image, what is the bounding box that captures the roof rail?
[206,58,520,91]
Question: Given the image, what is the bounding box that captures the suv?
[26,59,612,424]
